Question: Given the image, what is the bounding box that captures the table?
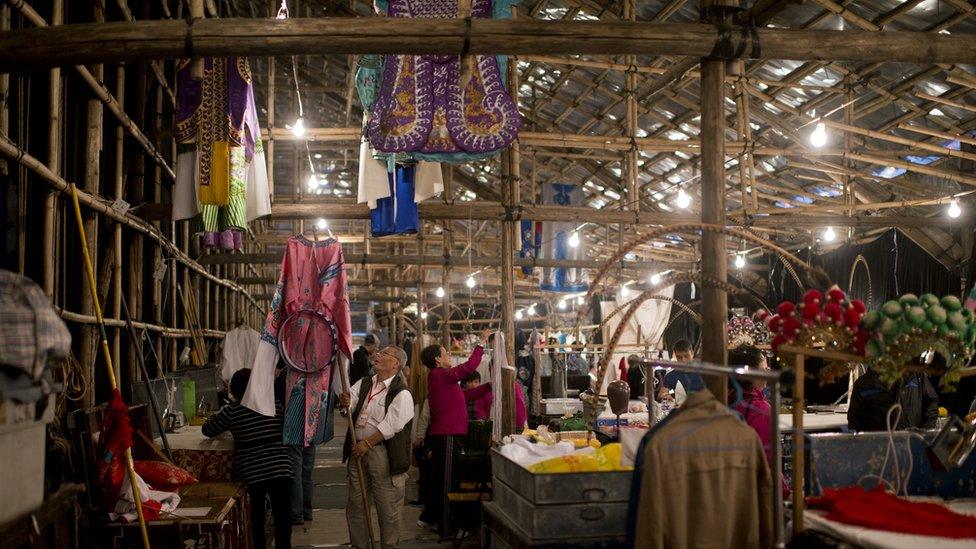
[804,499,976,549]
[108,482,250,549]
[159,425,234,482]
[780,412,848,432]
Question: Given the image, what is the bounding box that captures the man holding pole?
[341,346,414,548]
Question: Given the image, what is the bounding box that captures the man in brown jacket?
[628,389,774,548]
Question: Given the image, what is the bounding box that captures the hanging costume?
[173,57,271,250]
[241,236,353,448]
[626,390,774,548]
[366,0,521,156]
[539,183,588,292]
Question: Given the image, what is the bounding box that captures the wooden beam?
[3,18,976,70]
[199,252,672,269]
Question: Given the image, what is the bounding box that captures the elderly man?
[341,345,415,549]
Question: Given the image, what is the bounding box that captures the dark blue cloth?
[370,165,419,237]
[663,370,706,393]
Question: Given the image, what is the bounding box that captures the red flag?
[96,389,133,507]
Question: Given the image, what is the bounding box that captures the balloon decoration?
[860,293,975,389]
[760,288,867,355]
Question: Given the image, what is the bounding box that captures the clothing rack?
[635,358,786,549]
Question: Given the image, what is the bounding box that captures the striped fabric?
[202,402,294,485]
[200,146,248,232]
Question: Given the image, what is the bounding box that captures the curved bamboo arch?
[592,271,754,399]
[575,223,829,329]
[848,254,874,310]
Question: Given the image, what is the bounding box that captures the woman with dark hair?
[203,369,293,549]
[417,329,490,534]
[727,346,789,496]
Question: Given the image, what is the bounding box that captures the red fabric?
[807,486,976,539]
[618,357,628,383]
[96,389,133,506]
[470,383,528,428]
[133,460,198,491]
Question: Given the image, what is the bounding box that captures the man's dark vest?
[342,374,413,475]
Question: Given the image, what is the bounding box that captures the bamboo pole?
[700,0,730,404]
[0,136,262,307]
[624,0,639,211]
[58,309,227,339]
[70,185,152,549]
[41,0,63,300]
[501,19,519,436]
[0,5,7,181]
[82,0,106,391]
[112,64,125,376]
[127,61,148,382]
[152,75,165,373]
[5,18,976,70]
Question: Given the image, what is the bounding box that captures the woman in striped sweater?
[204,369,294,549]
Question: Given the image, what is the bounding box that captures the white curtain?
[597,285,675,394]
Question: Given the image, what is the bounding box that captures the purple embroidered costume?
[367,0,521,155]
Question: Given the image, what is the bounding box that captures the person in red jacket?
[416,329,490,534]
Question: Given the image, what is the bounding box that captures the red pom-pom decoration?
[782,317,801,337]
[767,314,782,331]
[803,289,823,305]
[827,288,846,304]
[802,302,820,321]
[771,334,786,351]
[824,302,843,323]
[844,308,862,330]
[777,302,796,317]
[757,310,770,323]
[850,299,866,314]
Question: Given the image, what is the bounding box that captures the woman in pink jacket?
[417,329,490,534]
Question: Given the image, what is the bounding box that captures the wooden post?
[112,65,125,373]
[41,0,63,299]
[441,167,454,348]
[81,0,104,396]
[792,352,805,534]
[700,0,730,403]
[189,0,204,79]
[418,224,426,338]
[266,3,275,198]
[500,21,520,435]
[624,0,639,211]
[0,4,8,180]
[126,60,148,386]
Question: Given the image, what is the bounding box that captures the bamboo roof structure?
[3,0,976,341]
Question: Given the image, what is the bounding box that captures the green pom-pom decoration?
[865,339,883,358]
[922,320,935,333]
[941,295,962,311]
[920,294,940,308]
[906,306,926,325]
[966,325,976,345]
[861,311,882,330]
[899,293,920,307]
[938,323,950,337]
[961,308,973,321]
[880,317,900,337]
[882,301,903,318]
[927,305,948,325]
[947,311,967,332]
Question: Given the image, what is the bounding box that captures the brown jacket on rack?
[631,390,774,549]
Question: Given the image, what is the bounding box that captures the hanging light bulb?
[527,304,537,316]
[420,311,428,320]
[306,173,318,191]
[557,299,567,310]
[315,218,327,230]
[823,226,836,242]
[465,274,476,288]
[948,199,962,218]
[515,310,524,320]
[649,272,661,285]
[576,296,585,306]
[568,231,581,248]
[734,253,746,269]
[435,286,445,298]
[275,0,289,18]
[675,188,692,209]
[809,121,828,148]
[291,116,306,137]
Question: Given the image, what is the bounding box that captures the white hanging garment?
[173,151,201,220]
[491,331,513,442]
[414,161,444,203]
[357,139,392,209]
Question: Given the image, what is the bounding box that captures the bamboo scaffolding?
[57,309,226,339]
[5,0,176,182]
[3,18,976,71]
[0,136,262,309]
